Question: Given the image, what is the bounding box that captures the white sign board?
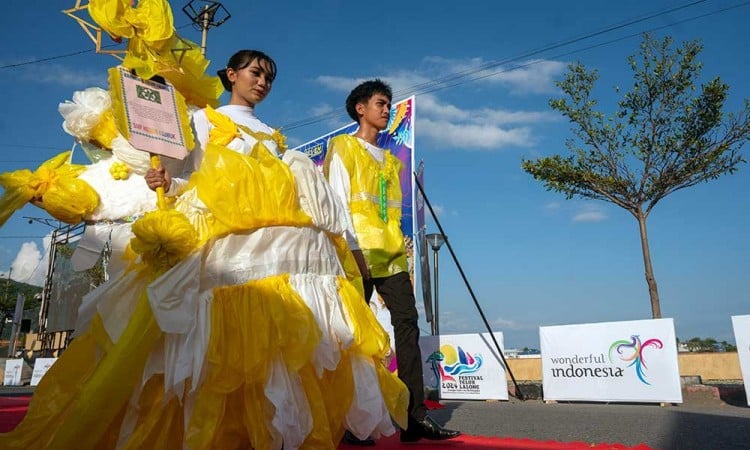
[3,359,24,386]
[419,333,508,400]
[731,314,750,406]
[30,357,57,386]
[540,318,682,403]
[112,66,190,160]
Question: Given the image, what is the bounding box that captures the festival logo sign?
[426,344,484,391]
[608,335,663,385]
[419,333,508,400]
[541,318,682,403]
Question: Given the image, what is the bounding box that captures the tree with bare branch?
[522,35,750,318]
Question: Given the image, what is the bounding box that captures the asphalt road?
[430,398,750,450]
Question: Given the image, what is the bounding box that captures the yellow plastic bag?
[89,0,222,107]
[0,151,99,226]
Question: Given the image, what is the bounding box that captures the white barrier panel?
[731,315,750,406]
[3,359,24,386]
[420,333,508,400]
[30,358,58,386]
[540,318,682,403]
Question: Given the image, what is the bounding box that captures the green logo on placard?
[136,85,162,104]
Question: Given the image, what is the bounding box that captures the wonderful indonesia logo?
[549,335,663,385]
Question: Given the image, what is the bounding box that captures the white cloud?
[426,204,459,220]
[314,75,366,93]
[492,316,529,330]
[438,310,477,334]
[309,103,334,116]
[382,72,433,93]
[415,94,557,150]
[572,211,607,222]
[315,72,430,94]
[285,135,303,148]
[482,60,568,95]
[422,56,567,95]
[417,93,556,125]
[313,60,561,151]
[572,204,608,222]
[539,201,608,222]
[304,102,350,130]
[8,235,51,287]
[28,64,105,87]
[420,118,533,150]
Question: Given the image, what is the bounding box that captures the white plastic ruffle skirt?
[71,225,398,448]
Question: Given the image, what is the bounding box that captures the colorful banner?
[415,161,432,324]
[419,333,509,400]
[293,96,415,241]
[540,318,682,403]
[731,314,750,406]
[415,160,425,234]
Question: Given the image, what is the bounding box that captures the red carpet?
[0,396,652,449]
[339,434,653,450]
[0,396,31,434]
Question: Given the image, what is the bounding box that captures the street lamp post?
[425,233,445,335]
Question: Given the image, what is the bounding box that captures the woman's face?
[227,58,274,107]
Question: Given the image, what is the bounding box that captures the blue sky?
[0,0,748,348]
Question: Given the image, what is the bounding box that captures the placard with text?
[540,318,682,403]
[109,66,192,159]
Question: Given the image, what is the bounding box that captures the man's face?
[357,93,391,131]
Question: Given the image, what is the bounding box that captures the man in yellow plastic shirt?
[325,79,461,444]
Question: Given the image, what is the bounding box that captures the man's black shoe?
[342,430,375,446]
[399,415,461,442]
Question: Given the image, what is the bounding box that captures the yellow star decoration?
[63,0,192,67]
[63,0,126,60]
[64,0,222,107]
[170,34,193,67]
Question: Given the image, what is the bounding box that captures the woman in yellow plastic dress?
[0,48,408,450]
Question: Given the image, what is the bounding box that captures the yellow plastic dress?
[0,106,408,449]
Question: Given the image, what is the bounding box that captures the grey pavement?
[430,397,750,450]
[2,386,750,449]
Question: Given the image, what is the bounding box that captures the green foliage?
[0,278,42,317]
[682,336,737,352]
[522,34,750,318]
[523,34,749,217]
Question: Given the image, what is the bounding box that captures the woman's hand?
[145,165,172,192]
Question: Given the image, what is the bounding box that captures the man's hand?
[145,165,171,192]
[352,249,371,281]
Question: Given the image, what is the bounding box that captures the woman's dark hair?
[345,79,392,122]
[216,50,277,92]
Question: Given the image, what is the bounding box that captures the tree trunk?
[636,211,661,318]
